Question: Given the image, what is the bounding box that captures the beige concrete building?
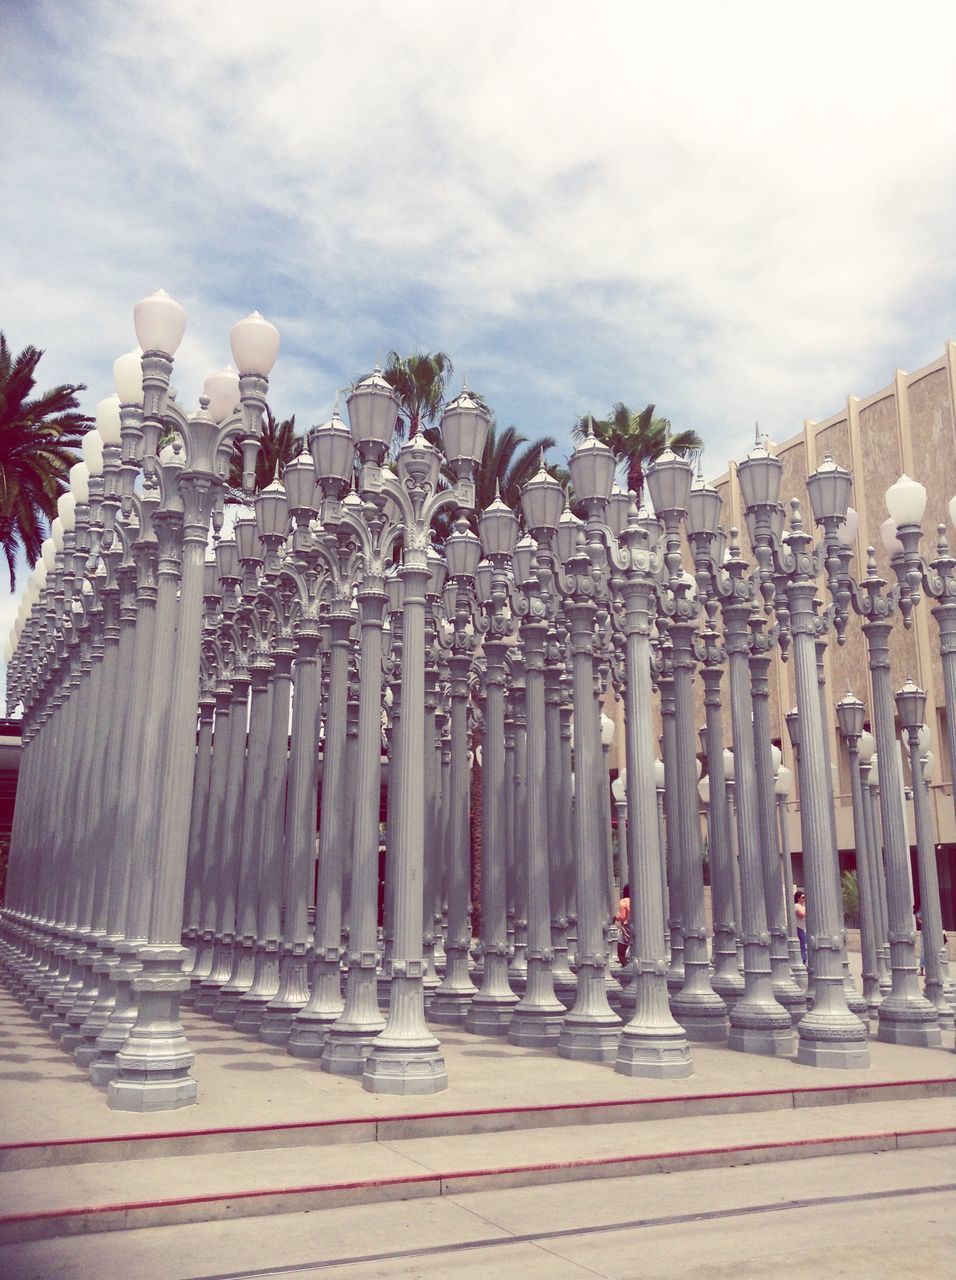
[710,341,956,922]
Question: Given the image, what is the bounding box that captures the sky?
[2,0,956,705]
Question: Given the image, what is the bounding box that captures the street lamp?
[645,448,728,1045]
[895,681,953,1030]
[738,440,869,1068]
[809,453,940,1049]
[834,692,883,1016]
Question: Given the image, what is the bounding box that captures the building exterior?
[710,341,956,922]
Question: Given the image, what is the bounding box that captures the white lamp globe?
[41,539,56,572]
[654,759,665,789]
[601,710,616,747]
[95,394,123,445]
[698,776,710,804]
[880,517,903,557]
[858,731,876,763]
[81,429,105,477]
[774,764,793,797]
[723,747,735,781]
[770,744,782,773]
[230,311,280,375]
[51,517,65,551]
[885,473,927,526]
[134,289,187,356]
[114,349,144,405]
[203,366,241,423]
[836,506,860,548]
[611,771,627,803]
[69,461,90,504]
[57,491,76,530]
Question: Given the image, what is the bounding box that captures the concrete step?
[1,1074,953,1172]
[0,1096,952,1244]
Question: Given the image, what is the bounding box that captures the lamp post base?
[796,1006,871,1069]
[362,1040,448,1095]
[507,1003,565,1048]
[106,947,197,1112]
[615,1025,694,1078]
[428,989,477,1025]
[557,1016,622,1062]
[728,1025,796,1056]
[670,993,729,1042]
[321,1024,384,1076]
[464,993,517,1036]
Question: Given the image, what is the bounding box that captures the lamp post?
[687,489,796,1053]
[642,450,729,1042]
[358,384,489,1094]
[834,692,883,1016]
[429,522,482,1023]
[808,455,939,1049]
[108,296,280,1111]
[773,765,807,989]
[466,492,521,1035]
[885,476,956,795]
[738,438,868,1067]
[895,681,953,1030]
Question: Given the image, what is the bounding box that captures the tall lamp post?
[646,449,729,1042]
[895,680,954,1030]
[108,296,280,1111]
[687,483,799,1053]
[834,692,883,1017]
[809,456,940,1049]
[356,383,489,1095]
[738,438,869,1068]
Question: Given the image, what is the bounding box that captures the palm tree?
[382,350,454,445]
[0,334,90,589]
[476,424,558,513]
[571,402,702,507]
[226,407,300,499]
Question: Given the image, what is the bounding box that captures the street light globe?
[770,744,782,773]
[885,473,927,526]
[836,506,859,548]
[774,765,793,796]
[806,453,852,526]
[203,366,241,423]
[556,503,585,566]
[81,429,105,477]
[520,460,565,536]
[69,461,90,504]
[229,311,280,375]
[880,517,904,557]
[113,349,144,405]
[601,710,616,747]
[858,730,876,764]
[654,759,665,790]
[134,289,187,356]
[57,491,76,532]
[611,770,626,802]
[51,517,65,552]
[95,395,123,445]
[723,747,735,780]
[698,775,710,804]
[41,539,56,572]
[569,423,616,507]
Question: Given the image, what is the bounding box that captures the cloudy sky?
[2,0,956,699]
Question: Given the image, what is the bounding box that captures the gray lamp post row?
[4,296,956,1114]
